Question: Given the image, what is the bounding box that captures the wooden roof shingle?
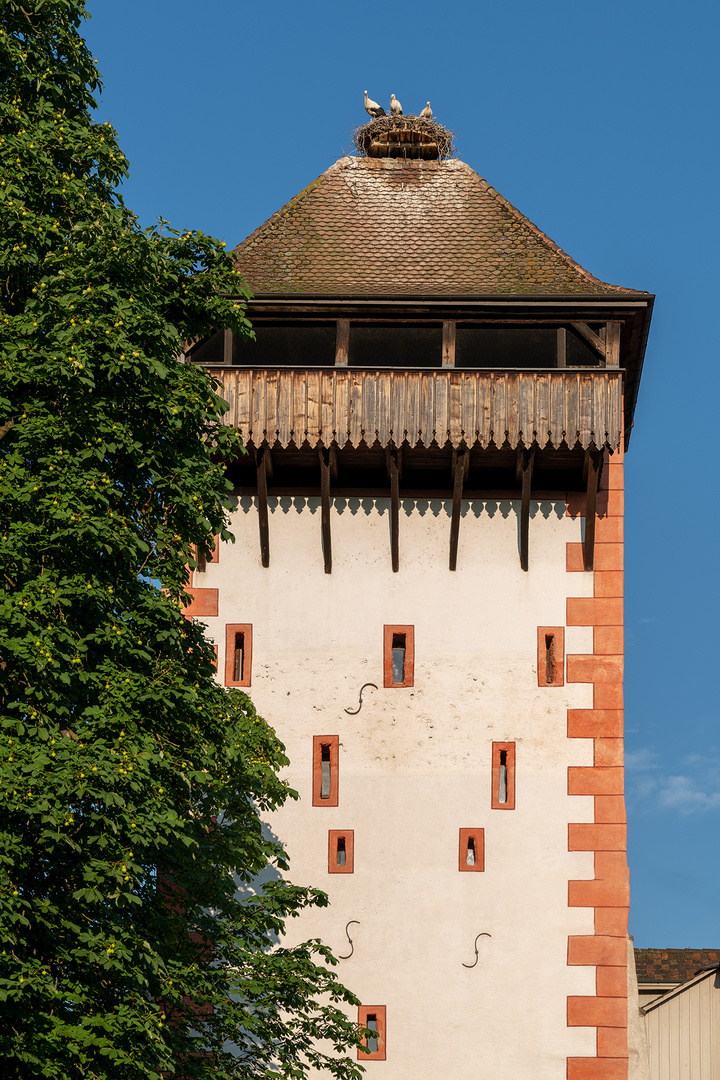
[233,156,649,298]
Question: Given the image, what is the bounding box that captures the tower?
[185,121,652,1079]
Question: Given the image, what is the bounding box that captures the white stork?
[390,94,403,116]
[364,91,386,118]
[420,101,432,120]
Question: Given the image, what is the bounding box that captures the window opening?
[391,633,406,684]
[320,744,331,800]
[498,751,508,804]
[383,625,414,688]
[492,742,515,809]
[336,836,346,866]
[224,624,252,688]
[233,633,245,683]
[545,634,555,685]
[358,1005,386,1060]
[459,828,485,871]
[313,736,339,806]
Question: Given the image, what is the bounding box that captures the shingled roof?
[635,949,720,984]
[233,156,646,298]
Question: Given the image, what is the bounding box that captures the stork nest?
[353,115,455,161]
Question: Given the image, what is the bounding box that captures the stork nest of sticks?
[353,115,455,161]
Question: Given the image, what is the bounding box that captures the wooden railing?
[203,367,623,451]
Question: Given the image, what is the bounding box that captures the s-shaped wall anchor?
[344,683,378,716]
[339,920,360,960]
[462,932,491,969]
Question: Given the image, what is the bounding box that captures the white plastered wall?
[197,495,601,1079]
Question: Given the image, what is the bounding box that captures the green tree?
[0,3,364,1077]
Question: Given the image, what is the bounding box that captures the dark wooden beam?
[583,449,602,571]
[520,445,535,572]
[223,327,233,365]
[256,447,270,568]
[319,445,332,574]
[571,322,606,362]
[556,326,566,367]
[335,319,349,366]
[442,320,456,368]
[386,445,400,573]
[449,448,469,571]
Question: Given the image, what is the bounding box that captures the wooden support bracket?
[583,449,603,571]
[571,322,606,363]
[449,447,469,571]
[520,445,535,572]
[256,446,271,568]
[386,445,401,573]
[319,445,332,574]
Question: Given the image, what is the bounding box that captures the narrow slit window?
[383,625,414,687]
[328,829,354,873]
[391,633,406,684]
[458,828,484,871]
[358,1005,386,1060]
[537,627,564,686]
[320,744,331,800]
[545,635,555,685]
[313,736,339,806]
[224,624,252,687]
[492,743,516,810]
[233,633,245,683]
[498,751,508,803]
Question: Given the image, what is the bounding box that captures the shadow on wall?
[235,495,566,521]
[234,820,286,946]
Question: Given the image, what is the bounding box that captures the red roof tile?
[233,156,647,298]
[635,948,720,984]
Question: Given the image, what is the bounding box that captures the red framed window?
[491,742,516,810]
[458,828,485,872]
[383,625,414,688]
[358,1006,386,1061]
[194,535,219,573]
[313,736,339,807]
[224,624,252,688]
[537,626,564,686]
[328,829,354,873]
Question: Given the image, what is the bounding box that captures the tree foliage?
[0,3,363,1077]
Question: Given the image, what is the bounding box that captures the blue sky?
[84,0,719,947]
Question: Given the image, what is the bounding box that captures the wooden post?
[335,319,350,366]
[520,445,535,572]
[449,448,468,571]
[556,327,566,367]
[223,327,233,365]
[605,321,622,367]
[319,445,332,574]
[442,321,456,368]
[583,449,602,572]
[386,445,400,573]
[256,447,270,569]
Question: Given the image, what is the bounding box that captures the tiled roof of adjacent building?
[233,156,648,298]
[635,949,720,984]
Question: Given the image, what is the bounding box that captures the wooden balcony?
[204,366,623,452]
